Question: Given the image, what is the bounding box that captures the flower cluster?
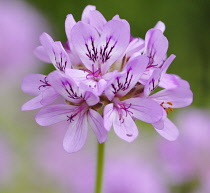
[22,5,193,153]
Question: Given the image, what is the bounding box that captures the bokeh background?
[0,0,210,192]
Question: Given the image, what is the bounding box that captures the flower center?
[160,101,173,114]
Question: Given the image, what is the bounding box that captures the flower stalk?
[95,142,105,193]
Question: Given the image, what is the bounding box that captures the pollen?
[160,101,174,114]
[167,102,173,105]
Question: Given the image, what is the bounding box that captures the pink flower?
[22,5,193,152]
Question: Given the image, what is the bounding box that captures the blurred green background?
[0,0,210,192]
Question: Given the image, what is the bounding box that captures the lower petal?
[113,112,138,142]
[155,118,179,141]
[88,109,107,143]
[63,113,88,153]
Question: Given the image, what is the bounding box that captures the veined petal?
[21,74,49,95]
[99,19,130,73]
[123,97,163,124]
[65,14,76,41]
[22,95,44,111]
[48,71,84,104]
[149,84,193,108]
[35,104,78,126]
[113,109,139,142]
[34,46,51,63]
[63,112,88,153]
[103,103,115,131]
[81,5,96,23]
[105,55,148,100]
[88,109,107,143]
[40,33,71,72]
[145,29,168,67]
[41,87,59,106]
[88,10,107,33]
[155,118,179,141]
[71,21,100,70]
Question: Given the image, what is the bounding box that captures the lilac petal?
[149,85,193,108]
[65,68,88,85]
[88,109,107,143]
[71,21,100,70]
[143,69,162,97]
[88,10,107,33]
[160,54,176,75]
[81,5,96,23]
[22,95,44,111]
[124,98,163,123]
[103,103,115,131]
[83,91,99,106]
[35,104,78,126]
[99,19,130,73]
[34,46,51,63]
[105,55,148,100]
[41,87,59,106]
[154,21,165,32]
[63,112,88,153]
[65,14,76,41]
[159,74,180,89]
[155,118,179,141]
[113,109,139,142]
[48,71,84,104]
[145,29,168,67]
[21,74,48,95]
[40,33,71,72]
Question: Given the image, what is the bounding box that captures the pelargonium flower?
[22,5,193,152]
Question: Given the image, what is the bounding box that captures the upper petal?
[81,5,96,23]
[99,19,130,73]
[65,14,76,41]
[40,33,71,72]
[87,109,107,143]
[144,29,168,67]
[88,10,107,33]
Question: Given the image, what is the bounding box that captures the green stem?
[94,142,105,193]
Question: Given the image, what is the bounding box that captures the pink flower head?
[22,5,193,152]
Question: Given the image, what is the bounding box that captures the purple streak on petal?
[48,71,84,104]
[99,20,130,73]
[40,33,71,72]
[144,29,168,68]
[113,108,139,142]
[35,104,78,126]
[87,109,107,143]
[21,74,47,95]
[155,118,179,141]
[123,98,163,124]
[71,21,99,70]
[63,112,88,153]
[22,95,44,111]
[105,55,148,100]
